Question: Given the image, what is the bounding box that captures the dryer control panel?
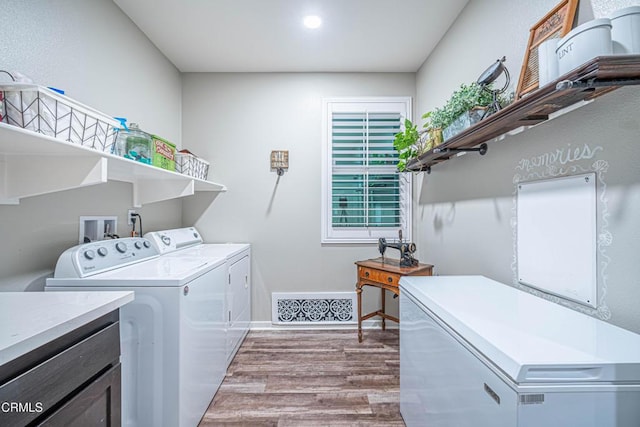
[144,227,203,255]
[53,238,159,278]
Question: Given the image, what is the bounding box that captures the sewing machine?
[378,230,418,267]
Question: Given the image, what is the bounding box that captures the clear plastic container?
[113,122,152,164]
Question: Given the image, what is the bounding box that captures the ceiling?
[113,0,469,73]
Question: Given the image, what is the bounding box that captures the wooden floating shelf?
[406,55,640,173]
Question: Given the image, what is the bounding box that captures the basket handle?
[0,70,16,82]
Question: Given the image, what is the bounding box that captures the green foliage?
[393,81,508,171]
[427,82,502,131]
[420,111,434,130]
[393,119,420,172]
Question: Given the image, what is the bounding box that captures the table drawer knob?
[387,276,393,283]
[364,271,370,278]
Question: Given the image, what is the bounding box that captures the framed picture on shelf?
[515,0,579,99]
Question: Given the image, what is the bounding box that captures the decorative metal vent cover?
[272,292,356,325]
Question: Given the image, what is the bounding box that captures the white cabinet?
[226,249,250,363]
[0,123,226,206]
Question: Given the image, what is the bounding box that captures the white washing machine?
[45,237,227,427]
[144,227,250,363]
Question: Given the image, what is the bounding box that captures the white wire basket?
[0,83,119,153]
[175,151,210,180]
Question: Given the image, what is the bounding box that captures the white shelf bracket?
[0,123,226,206]
[0,156,107,204]
[132,178,195,207]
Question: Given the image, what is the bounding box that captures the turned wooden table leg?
[381,288,386,331]
[356,283,363,343]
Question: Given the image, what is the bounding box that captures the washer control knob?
[161,235,171,246]
[84,250,96,260]
[134,241,143,250]
[115,242,127,253]
[143,240,151,248]
[97,247,108,257]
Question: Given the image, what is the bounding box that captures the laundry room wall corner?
[0,0,184,281]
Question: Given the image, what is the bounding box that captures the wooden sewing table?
[355,257,433,342]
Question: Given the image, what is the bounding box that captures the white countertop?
[400,275,640,384]
[0,291,134,365]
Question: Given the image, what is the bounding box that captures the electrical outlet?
[128,209,137,225]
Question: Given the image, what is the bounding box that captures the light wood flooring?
[199,329,405,426]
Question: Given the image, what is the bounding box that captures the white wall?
[415,0,640,333]
[0,0,183,282]
[182,73,416,321]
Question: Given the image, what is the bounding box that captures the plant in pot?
[393,119,421,172]
[429,82,506,141]
[421,111,443,149]
[394,116,445,171]
[394,118,440,170]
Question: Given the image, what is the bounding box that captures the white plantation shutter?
[322,98,412,243]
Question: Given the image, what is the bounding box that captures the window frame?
[321,97,412,244]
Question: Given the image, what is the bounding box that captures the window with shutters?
[321,97,412,244]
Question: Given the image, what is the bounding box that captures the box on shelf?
[0,83,119,153]
[150,135,176,171]
[175,150,209,180]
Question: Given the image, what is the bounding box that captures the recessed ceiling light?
[303,15,322,29]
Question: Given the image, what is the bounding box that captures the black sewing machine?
[378,230,418,267]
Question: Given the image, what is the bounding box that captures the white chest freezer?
[399,276,640,427]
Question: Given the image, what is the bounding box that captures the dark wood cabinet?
[0,311,122,427]
[39,363,121,427]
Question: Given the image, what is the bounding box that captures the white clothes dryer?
[46,237,227,427]
[144,227,250,363]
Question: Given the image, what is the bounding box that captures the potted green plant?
[393,118,420,172]
[428,82,505,140]
[421,111,443,149]
[393,115,446,171]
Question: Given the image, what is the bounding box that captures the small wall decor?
[516,0,579,99]
[270,150,289,176]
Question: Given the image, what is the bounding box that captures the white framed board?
[517,173,597,307]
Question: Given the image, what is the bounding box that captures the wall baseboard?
[250,319,399,331]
